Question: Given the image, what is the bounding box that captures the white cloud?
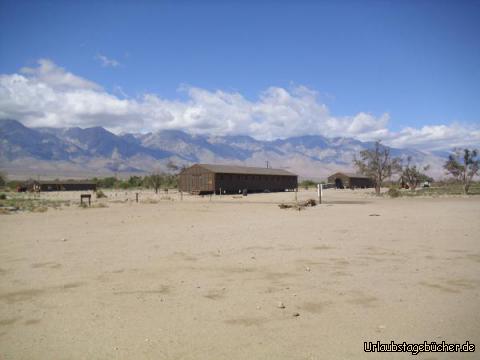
[386,124,480,151]
[20,59,101,91]
[95,54,121,68]
[0,59,479,151]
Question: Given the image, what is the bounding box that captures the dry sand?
[1,189,479,359]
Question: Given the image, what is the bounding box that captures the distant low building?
[179,164,298,194]
[327,172,373,189]
[21,180,97,192]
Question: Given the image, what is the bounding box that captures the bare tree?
[444,148,479,194]
[166,160,179,173]
[401,157,431,191]
[0,170,6,187]
[353,141,401,195]
[147,171,164,194]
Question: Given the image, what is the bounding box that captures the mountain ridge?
[0,119,446,179]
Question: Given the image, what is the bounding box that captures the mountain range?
[0,119,446,180]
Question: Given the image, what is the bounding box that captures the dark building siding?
[179,164,297,194]
[25,181,97,192]
[327,172,373,189]
[39,183,97,192]
[215,173,297,193]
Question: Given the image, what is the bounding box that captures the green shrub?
[97,177,117,188]
[6,180,21,191]
[0,193,6,200]
[300,180,318,189]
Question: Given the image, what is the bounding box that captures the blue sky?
[0,0,479,150]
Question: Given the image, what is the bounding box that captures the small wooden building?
[327,172,373,189]
[23,180,97,192]
[179,164,298,194]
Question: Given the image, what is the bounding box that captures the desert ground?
[0,189,479,359]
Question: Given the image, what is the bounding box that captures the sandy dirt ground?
[1,189,479,359]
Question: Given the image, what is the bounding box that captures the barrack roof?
[197,164,297,176]
[331,172,370,179]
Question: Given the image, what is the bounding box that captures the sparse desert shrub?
[303,199,317,207]
[0,193,6,200]
[279,198,317,210]
[387,188,401,198]
[0,197,68,213]
[96,190,107,198]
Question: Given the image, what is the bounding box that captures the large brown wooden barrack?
[179,164,298,194]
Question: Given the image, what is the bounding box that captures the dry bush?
[96,190,107,198]
[278,203,307,211]
[279,199,316,209]
[303,199,317,207]
[387,188,401,198]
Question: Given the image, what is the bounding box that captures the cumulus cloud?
[0,59,478,151]
[20,59,101,91]
[386,124,480,151]
[95,54,121,68]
